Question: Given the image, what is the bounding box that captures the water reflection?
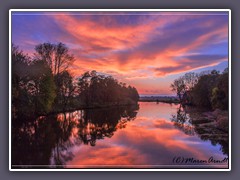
[171,105,229,155]
[12,102,228,169]
[12,105,139,168]
[77,106,138,147]
[66,102,228,168]
[12,113,77,168]
[170,105,195,136]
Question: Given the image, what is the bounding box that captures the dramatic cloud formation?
[12,11,229,94]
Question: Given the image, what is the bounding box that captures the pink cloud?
[12,12,229,94]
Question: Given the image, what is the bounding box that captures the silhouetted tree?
[54,71,75,111]
[171,69,228,110]
[34,42,74,75]
[12,43,139,116]
[170,72,198,103]
[211,69,228,110]
[77,70,139,107]
[34,42,76,111]
[170,77,186,102]
[191,70,219,108]
[12,44,56,117]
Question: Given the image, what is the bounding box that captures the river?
[12,102,228,169]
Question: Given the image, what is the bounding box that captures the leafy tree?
[54,71,75,110]
[127,86,139,102]
[77,71,92,106]
[13,42,139,117]
[22,60,56,115]
[34,42,76,111]
[12,44,31,117]
[211,71,228,110]
[191,75,215,108]
[77,70,139,107]
[12,44,56,117]
[171,69,228,110]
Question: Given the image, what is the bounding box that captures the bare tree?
[170,72,198,102]
[170,77,186,102]
[34,42,74,76]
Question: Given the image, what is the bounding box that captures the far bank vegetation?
[170,69,228,111]
[12,42,139,119]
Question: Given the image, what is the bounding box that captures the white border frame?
[9,9,231,172]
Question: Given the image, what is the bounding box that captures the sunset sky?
[11,11,229,95]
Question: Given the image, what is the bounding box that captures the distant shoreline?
[139,94,176,97]
[139,96,179,103]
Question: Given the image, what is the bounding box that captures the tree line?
[12,42,139,119]
[170,69,229,110]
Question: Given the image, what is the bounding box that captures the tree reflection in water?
[170,105,195,136]
[12,104,139,168]
[171,105,229,156]
[78,105,138,147]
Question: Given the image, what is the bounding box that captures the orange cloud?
[13,12,229,94]
[49,14,188,75]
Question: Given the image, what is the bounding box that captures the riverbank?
[186,107,229,153]
[177,106,229,155]
[202,109,229,133]
[190,109,228,132]
[185,107,228,132]
[49,101,139,115]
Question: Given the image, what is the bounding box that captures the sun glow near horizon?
[12,11,229,95]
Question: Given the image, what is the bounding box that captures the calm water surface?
[12,102,228,169]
